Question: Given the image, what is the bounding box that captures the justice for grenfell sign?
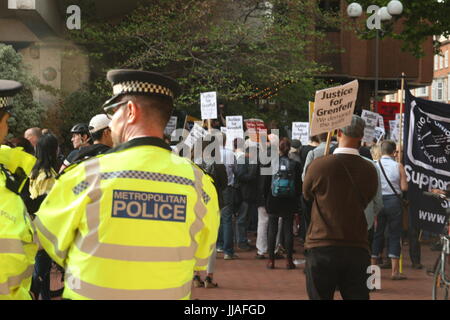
[310,80,358,136]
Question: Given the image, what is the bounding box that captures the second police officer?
[0,80,38,300]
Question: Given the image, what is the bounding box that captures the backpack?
[271,157,296,198]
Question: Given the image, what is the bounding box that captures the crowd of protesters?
[2,111,440,300]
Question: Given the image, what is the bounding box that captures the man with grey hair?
[24,127,42,150]
[303,115,379,300]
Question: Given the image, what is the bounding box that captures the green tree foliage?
[353,0,450,57]
[0,44,47,138]
[63,0,339,129]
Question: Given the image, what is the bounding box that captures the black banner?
[404,90,450,234]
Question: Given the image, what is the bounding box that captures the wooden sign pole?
[207,119,212,132]
[398,73,406,163]
[324,131,333,156]
[398,74,406,274]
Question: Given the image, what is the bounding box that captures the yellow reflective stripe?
[74,158,212,263]
[66,273,192,300]
[100,170,211,204]
[33,215,67,260]
[0,264,33,295]
[0,239,25,254]
[190,166,209,268]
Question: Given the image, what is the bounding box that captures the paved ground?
[191,234,440,300]
[48,234,441,300]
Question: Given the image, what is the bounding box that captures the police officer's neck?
[122,124,164,143]
[126,133,164,142]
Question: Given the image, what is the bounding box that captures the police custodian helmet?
[70,123,90,135]
[0,80,23,113]
[102,69,181,110]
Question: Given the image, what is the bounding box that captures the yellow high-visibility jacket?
[0,146,38,300]
[35,137,220,300]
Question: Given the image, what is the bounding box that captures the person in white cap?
[70,114,113,164]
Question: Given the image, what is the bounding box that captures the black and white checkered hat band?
[0,97,12,109]
[113,81,174,98]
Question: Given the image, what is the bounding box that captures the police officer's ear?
[125,100,140,125]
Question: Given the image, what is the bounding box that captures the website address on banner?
[419,210,447,224]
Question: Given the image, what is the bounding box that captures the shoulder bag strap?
[378,159,403,202]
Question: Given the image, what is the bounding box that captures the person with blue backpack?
[261,137,302,269]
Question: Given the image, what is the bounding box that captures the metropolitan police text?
[112,190,187,222]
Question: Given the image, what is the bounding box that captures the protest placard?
[200,91,217,120]
[310,80,358,136]
[292,122,309,146]
[374,126,385,143]
[164,116,177,136]
[184,123,207,149]
[225,116,244,149]
[389,120,398,142]
[244,119,266,143]
[361,110,379,145]
[377,114,384,128]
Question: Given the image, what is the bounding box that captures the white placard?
[226,116,243,131]
[377,114,384,128]
[292,122,309,146]
[220,127,227,134]
[225,116,244,150]
[164,116,177,136]
[184,123,207,149]
[390,113,405,143]
[200,91,217,120]
[389,120,398,142]
[374,127,385,143]
[310,80,358,136]
[361,110,379,144]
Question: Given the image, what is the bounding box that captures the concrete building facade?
[0,0,90,107]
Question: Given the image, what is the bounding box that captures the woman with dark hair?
[28,133,59,300]
[262,137,301,269]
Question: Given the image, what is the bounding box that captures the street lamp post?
[347,1,403,113]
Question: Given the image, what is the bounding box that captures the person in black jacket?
[71,114,113,164]
[262,137,302,269]
[234,138,259,251]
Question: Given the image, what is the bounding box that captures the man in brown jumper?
[303,115,378,300]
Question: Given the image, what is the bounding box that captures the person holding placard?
[303,115,378,300]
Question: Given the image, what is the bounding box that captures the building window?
[416,87,428,97]
[440,55,444,69]
[448,74,450,100]
[437,80,444,101]
[445,51,449,68]
[435,55,439,70]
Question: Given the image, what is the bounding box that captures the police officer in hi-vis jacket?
[0,80,38,300]
[35,70,220,300]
